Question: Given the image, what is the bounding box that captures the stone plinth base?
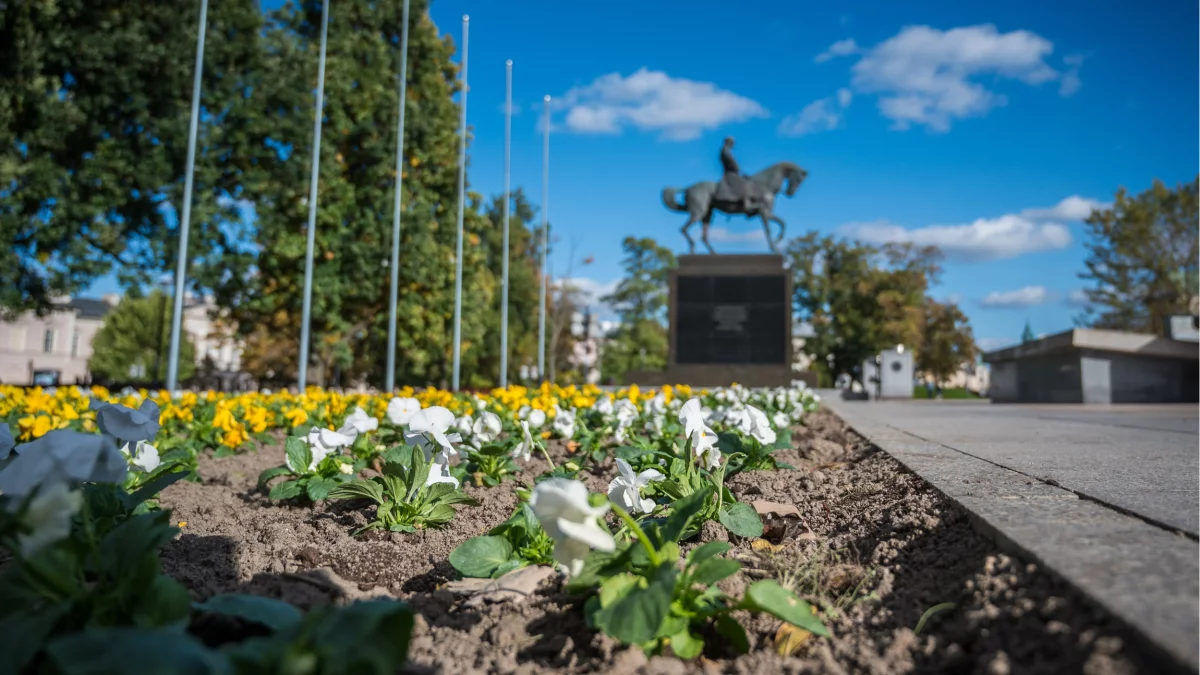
[625,365,813,389]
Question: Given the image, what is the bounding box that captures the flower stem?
[537,442,556,471]
[609,503,661,567]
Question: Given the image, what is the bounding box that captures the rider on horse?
[718,137,754,214]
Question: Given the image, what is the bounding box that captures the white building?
[0,294,241,386]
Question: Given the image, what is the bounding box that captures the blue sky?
[92,0,1199,351]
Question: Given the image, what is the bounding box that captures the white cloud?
[1059,54,1084,96]
[815,38,860,63]
[843,215,1071,261]
[980,285,1049,309]
[705,226,766,244]
[779,88,854,137]
[1019,195,1106,221]
[1066,288,1090,306]
[556,68,767,141]
[840,194,1103,261]
[976,337,1015,351]
[831,24,1077,131]
[555,277,619,307]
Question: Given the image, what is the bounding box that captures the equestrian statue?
[661,137,808,254]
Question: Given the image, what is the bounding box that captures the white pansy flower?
[527,408,547,430]
[386,397,421,426]
[772,411,791,430]
[517,405,531,420]
[297,426,356,471]
[552,408,576,439]
[678,398,708,439]
[745,405,776,445]
[453,415,474,439]
[426,458,459,488]
[120,440,161,474]
[592,396,615,416]
[607,458,663,515]
[530,478,615,577]
[0,431,128,500]
[692,426,722,470]
[92,399,160,445]
[16,482,83,558]
[404,406,461,458]
[472,411,502,445]
[645,393,667,415]
[342,406,379,434]
[338,462,355,475]
[511,420,536,462]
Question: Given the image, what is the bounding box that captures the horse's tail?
[661,187,687,212]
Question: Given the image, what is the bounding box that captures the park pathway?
[821,394,1199,673]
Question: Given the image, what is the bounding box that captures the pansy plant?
[258,435,357,502]
[328,445,479,535]
[449,502,556,578]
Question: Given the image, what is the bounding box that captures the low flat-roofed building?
[983,327,1198,404]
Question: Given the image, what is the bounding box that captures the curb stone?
[823,397,1199,674]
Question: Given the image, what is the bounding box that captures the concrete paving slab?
[823,395,1199,673]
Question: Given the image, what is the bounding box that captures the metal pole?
[165,0,208,392]
[450,15,469,391]
[536,95,549,383]
[499,59,512,388]
[298,0,332,392]
[385,0,411,393]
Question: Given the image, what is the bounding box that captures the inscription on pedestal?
[675,274,786,365]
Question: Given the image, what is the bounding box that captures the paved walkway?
[821,394,1199,673]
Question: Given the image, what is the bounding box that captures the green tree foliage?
[601,237,676,382]
[917,299,976,385]
[0,0,265,318]
[89,291,196,386]
[212,0,501,388]
[1076,177,1199,334]
[788,232,944,385]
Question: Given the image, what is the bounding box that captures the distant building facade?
[983,326,1198,404]
[0,295,242,386]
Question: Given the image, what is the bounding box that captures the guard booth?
[862,347,914,399]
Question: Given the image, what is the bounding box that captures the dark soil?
[160,409,1159,674]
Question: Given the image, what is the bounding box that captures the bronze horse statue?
[661,162,808,254]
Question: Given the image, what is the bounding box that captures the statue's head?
[723,136,735,148]
[785,164,808,196]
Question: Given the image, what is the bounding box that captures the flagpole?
[536,95,550,383]
[450,15,469,391]
[385,0,412,393]
[499,59,513,388]
[165,0,208,392]
[297,0,332,392]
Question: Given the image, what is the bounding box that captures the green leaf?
[668,628,704,659]
[328,479,385,504]
[256,465,293,490]
[689,557,741,586]
[285,436,312,475]
[306,476,336,502]
[383,444,414,465]
[193,594,303,631]
[661,487,713,543]
[613,446,647,462]
[714,614,751,653]
[409,449,431,501]
[46,628,233,674]
[718,502,764,538]
[424,503,456,525]
[491,558,528,578]
[99,512,177,576]
[122,469,189,510]
[267,479,303,501]
[450,536,514,578]
[592,565,677,645]
[686,541,732,566]
[597,573,641,607]
[739,580,829,637]
[133,575,193,629]
[771,428,793,450]
[0,601,71,674]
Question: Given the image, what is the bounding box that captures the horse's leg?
[701,211,716,255]
[681,215,696,255]
[770,214,787,250]
[760,212,776,253]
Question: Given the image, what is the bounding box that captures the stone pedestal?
[628,254,798,388]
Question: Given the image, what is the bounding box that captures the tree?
[917,299,976,385]
[0,0,265,318]
[213,0,500,388]
[1076,177,1199,334]
[788,232,943,385]
[89,291,196,386]
[601,237,676,383]
[1021,320,1035,343]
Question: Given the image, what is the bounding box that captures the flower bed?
[0,384,1157,674]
